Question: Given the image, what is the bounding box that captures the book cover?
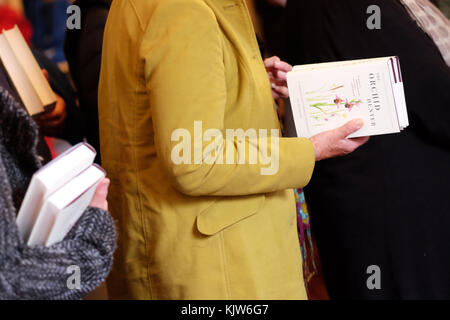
[16,143,96,242]
[287,57,408,138]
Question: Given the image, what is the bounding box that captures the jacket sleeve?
[142,0,315,197]
[0,207,116,300]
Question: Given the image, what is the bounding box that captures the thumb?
[337,119,364,138]
[41,69,49,81]
[97,178,110,198]
[90,178,110,210]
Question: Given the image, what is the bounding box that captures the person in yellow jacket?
[98,0,368,300]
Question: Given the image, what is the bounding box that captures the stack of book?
[17,143,105,247]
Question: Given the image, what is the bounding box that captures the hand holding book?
[34,69,67,137]
[265,56,292,99]
[17,143,108,247]
[309,119,369,161]
[287,57,409,139]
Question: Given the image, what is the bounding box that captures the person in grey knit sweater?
[0,86,117,300]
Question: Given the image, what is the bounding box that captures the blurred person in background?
[284,0,450,299]
[65,0,112,164]
[254,0,287,58]
[0,1,85,161]
[23,0,70,63]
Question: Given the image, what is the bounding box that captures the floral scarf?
[295,189,317,284]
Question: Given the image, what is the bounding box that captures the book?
[0,25,56,116]
[16,143,97,242]
[27,164,105,247]
[287,56,409,138]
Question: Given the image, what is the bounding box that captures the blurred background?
[0,0,448,69]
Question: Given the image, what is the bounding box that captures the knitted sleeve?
[0,83,117,300]
[0,206,117,300]
[0,81,116,299]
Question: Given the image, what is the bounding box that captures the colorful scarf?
[295,188,317,283]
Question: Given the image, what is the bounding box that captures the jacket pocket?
[196,194,265,236]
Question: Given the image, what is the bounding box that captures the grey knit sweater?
[0,87,117,300]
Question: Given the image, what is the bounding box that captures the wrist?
[309,137,320,161]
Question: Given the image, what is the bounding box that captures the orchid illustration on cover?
[305,83,362,126]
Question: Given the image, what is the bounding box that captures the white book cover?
[27,164,105,247]
[287,56,409,138]
[16,143,96,242]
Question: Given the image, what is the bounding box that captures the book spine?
[4,26,56,107]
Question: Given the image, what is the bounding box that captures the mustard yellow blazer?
[99,0,315,299]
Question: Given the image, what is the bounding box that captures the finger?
[90,178,110,210]
[348,136,370,149]
[264,56,281,69]
[39,105,67,125]
[39,108,66,121]
[97,178,110,199]
[42,69,49,81]
[40,117,65,128]
[274,60,293,73]
[39,112,62,121]
[39,96,66,120]
[273,70,288,82]
[272,91,280,100]
[337,119,364,138]
[349,136,370,144]
[273,85,289,98]
[344,136,370,153]
[269,77,287,88]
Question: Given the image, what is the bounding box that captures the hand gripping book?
[27,164,105,247]
[287,56,409,138]
[16,143,97,242]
